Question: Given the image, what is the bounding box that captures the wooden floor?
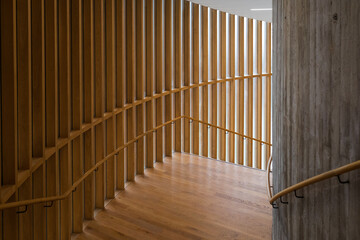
[74,153,272,240]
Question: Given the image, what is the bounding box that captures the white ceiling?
[190,0,272,22]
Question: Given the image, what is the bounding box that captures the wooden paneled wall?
[0,0,271,238]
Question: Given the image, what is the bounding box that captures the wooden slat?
[71,0,84,231]
[145,0,155,167]
[45,0,58,148]
[3,195,18,240]
[46,154,59,240]
[266,23,272,164]
[126,0,136,180]
[237,17,245,165]
[165,0,173,157]
[155,0,164,162]
[183,1,191,153]
[116,0,126,187]
[136,0,145,173]
[94,0,105,205]
[17,0,32,171]
[1,0,17,186]
[72,136,83,232]
[202,6,209,157]
[174,0,182,153]
[106,0,116,198]
[256,21,262,169]
[229,14,235,163]
[220,11,226,161]
[247,18,253,167]
[58,1,72,238]
[33,165,46,240]
[59,146,71,240]
[210,9,218,159]
[59,0,71,139]
[18,179,33,240]
[32,0,45,158]
[83,0,95,220]
[193,4,200,155]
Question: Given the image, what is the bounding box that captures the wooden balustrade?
[0,0,272,238]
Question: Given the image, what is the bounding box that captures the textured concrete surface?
[272,0,360,239]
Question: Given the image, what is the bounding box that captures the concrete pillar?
[272,0,360,239]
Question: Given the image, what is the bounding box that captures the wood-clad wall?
[0,0,271,238]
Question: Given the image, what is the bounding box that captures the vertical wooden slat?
[183,1,191,153]
[32,0,45,158]
[210,9,218,159]
[46,154,59,240]
[59,146,71,240]
[247,18,254,167]
[1,0,17,187]
[116,0,126,187]
[3,195,18,240]
[18,179,33,240]
[58,0,72,237]
[229,14,235,163]
[220,11,226,161]
[155,0,164,162]
[237,17,245,165]
[106,0,116,198]
[202,6,209,157]
[45,0,58,148]
[95,0,105,205]
[266,22,272,164]
[256,20,262,169]
[193,4,200,155]
[45,0,59,235]
[174,0,182,153]
[126,0,136,179]
[17,0,32,171]
[33,166,46,240]
[71,0,84,232]
[165,0,173,157]
[136,0,145,173]
[83,129,95,219]
[83,0,95,219]
[72,137,83,232]
[145,0,155,167]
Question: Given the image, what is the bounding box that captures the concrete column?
[273,0,360,239]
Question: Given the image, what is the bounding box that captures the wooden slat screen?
[0,0,271,238]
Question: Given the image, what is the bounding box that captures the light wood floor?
[74,153,272,240]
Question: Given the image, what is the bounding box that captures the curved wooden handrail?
[266,154,273,200]
[0,115,269,211]
[269,160,360,204]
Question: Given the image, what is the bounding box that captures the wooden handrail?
[266,154,273,200]
[0,115,268,211]
[269,160,360,204]
[183,116,272,146]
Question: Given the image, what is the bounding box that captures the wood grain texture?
[126,0,136,180]
[202,6,209,157]
[247,18,253,167]
[174,0,183,153]
[145,0,155,168]
[256,20,262,169]
[237,17,245,165]
[273,1,360,239]
[116,0,126,187]
[136,0,145,173]
[193,4,200,155]
[211,9,218,159]
[76,153,272,240]
[155,0,164,162]
[229,14,235,163]
[220,11,226,161]
[164,0,173,157]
